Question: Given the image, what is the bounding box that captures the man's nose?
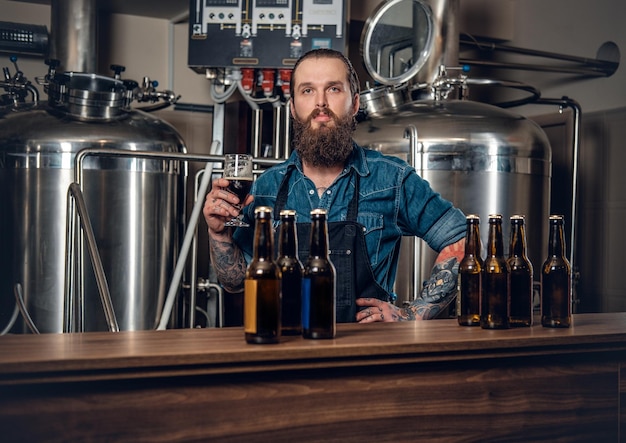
[316,93,328,108]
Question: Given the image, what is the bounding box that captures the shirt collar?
[286,142,370,178]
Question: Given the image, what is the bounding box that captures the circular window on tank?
[360,0,435,86]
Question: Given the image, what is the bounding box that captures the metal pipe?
[0,301,19,336]
[282,100,291,159]
[460,38,619,77]
[188,167,208,328]
[72,147,281,331]
[50,0,97,72]
[251,108,263,157]
[14,283,40,334]
[74,149,281,184]
[465,77,541,108]
[533,97,581,311]
[65,182,119,332]
[273,104,283,158]
[157,155,215,331]
[404,124,422,301]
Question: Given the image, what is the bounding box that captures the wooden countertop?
[2,312,626,385]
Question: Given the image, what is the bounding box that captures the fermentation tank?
[0,70,185,333]
[353,0,552,305]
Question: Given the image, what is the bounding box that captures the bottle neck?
[548,222,566,257]
[509,222,527,257]
[487,220,504,257]
[309,217,329,258]
[465,221,482,257]
[278,218,297,257]
[253,218,274,260]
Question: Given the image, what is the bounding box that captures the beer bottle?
[481,214,510,329]
[457,214,482,326]
[276,209,303,335]
[541,215,571,328]
[507,215,533,327]
[302,209,336,339]
[244,206,281,344]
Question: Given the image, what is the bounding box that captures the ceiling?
[11,0,190,20]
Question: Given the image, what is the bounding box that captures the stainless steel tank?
[0,72,185,333]
[354,0,552,305]
[354,96,551,304]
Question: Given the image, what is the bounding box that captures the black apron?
[273,168,390,323]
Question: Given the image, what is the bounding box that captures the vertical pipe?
[212,102,225,154]
[416,0,459,87]
[273,104,282,158]
[251,108,263,157]
[283,100,291,159]
[404,125,422,299]
[535,97,581,312]
[50,0,97,73]
[567,100,581,313]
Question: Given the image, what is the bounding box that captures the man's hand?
[203,178,254,293]
[355,298,416,322]
[203,178,254,236]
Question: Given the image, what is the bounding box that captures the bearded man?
[203,48,466,322]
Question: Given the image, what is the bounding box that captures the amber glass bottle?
[457,215,483,326]
[481,214,510,329]
[244,206,281,344]
[507,215,533,327]
[541,215,571,328]
[276,209,303,335]
[302,209,336,339]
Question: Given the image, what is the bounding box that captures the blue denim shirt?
[233,144,466,294]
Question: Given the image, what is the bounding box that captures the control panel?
[189,0,348,71]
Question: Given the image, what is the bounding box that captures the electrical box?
[188,0,349,71]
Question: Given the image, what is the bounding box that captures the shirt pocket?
[356,212,384,266]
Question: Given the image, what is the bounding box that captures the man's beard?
[292,108,356,168]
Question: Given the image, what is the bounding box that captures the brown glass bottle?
[244,206,281,344]
[507,215,533,327]
[457,215,483,326]
[302,209,336,339]
[481,214,510,329]
[276,209,303,335]
[541,215,571,328]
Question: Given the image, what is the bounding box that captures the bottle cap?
[254,206,272,217]
[280,209,297,217]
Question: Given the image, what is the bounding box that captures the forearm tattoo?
[400,256,460,320]
[209,235,247,293]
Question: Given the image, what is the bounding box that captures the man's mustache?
[307,108,339,124]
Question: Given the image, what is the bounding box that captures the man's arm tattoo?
[209,236,247,293]
[402,256,460,320]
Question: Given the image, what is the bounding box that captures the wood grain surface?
[1,313,625,442]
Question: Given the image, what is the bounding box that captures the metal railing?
[65,144,281,332]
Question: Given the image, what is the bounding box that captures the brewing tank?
[0,72,185,333]
[353,95,551,304]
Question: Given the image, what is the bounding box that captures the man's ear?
[352,93,360,116]
[289,98,296,118]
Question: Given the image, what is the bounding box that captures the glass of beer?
[223,153,253,227]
